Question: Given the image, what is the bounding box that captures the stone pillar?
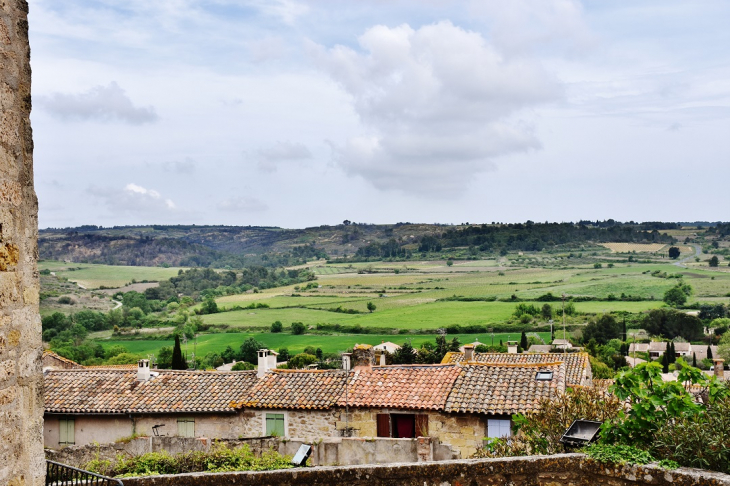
[0,1,44,485]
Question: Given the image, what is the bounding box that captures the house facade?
[43,360,257,448]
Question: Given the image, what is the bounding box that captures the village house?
[43,346,585,458]
[628,341,717,360]
[43,360,257,448]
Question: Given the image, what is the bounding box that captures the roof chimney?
[342,353,352,371]
[257,349,272,378]
[464,344,474,362]
[137,359,151,382]
[713,359,725,380]
[507,341,518,354]
[352,344,375,369]
[379,352,386,366]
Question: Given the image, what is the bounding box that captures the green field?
[61,256,730,363]
[98,331,552,357]
[39,260,186,289]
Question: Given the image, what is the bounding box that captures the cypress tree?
[668,342,675,363]
[707,345,713,360]
[172,334,186,370]
[661,351,669,373]
[692,352,697,368]
[520,331,528,351]
[622,318,627,341]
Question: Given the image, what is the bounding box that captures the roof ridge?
[462,362,565,368]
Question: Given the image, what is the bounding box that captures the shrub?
[583,444,654,466]
[270,321,283,333]
[291,322,306,335]
[652,397,730,473]
[86,443,293,477]
[231,362,254,371]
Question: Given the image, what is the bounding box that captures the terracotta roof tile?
[237,370,345,410]
[44,369,258,414]
[442,352,591,387]
[339,364,462,411]
[42,350,85,369]
[445,362,566,415]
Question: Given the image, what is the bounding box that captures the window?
[376,414,428,438]
[487,419,511,439]
[177,417,195,437]
[535,371,553,381]
[265,413,285,437]
[59,418,75,445]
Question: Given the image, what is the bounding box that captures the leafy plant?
[652,397,730,473]
[583,443,654,466]
[602,361,728,449]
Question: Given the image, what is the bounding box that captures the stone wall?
[0,0,43,485]
[239,408,340,441]
[116,454,730,486]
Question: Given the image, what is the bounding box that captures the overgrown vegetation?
[85,443,293,477]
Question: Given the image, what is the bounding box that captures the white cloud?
[255,141,312,172]
[217,196,269,212]
[311,21,561,195]
[36,82,158,125]
[88,183,177,215]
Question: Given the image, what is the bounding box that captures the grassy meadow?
[54,251,730,362]
[39,260,186,289]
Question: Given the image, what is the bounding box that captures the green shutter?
[177,418,195,437]
[266,413,285,437]
[59,419,75,445]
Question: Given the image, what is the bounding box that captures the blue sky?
[28,0,730,228]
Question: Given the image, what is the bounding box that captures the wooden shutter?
[177,418,195,437]
[376,414,390,437]
[415,414,429,437]
[266,413,285,437]
[59,419,74,445]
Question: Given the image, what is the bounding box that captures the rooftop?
[44,369,257,414]
[236,369,345,410]
[441,352,591,387]
[340,364,462,411]
[445,362,566,415]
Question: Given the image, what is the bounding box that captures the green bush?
[583,444,653,465]
[652,397,730,473]
[86,443,293,478]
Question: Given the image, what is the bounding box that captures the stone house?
[234,364,346,441]
[43,360,257,448]
[42,350,85,371]
[337,359,567,458]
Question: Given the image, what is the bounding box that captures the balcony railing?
[46,460,123,486]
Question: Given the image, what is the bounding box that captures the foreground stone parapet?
[0,0,43,485]
[120,454,730,486]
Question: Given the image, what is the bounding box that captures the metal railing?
[46,460,123,486]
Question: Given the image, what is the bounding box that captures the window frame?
[487,418,512,439]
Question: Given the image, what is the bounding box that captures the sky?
[28,0,730,229]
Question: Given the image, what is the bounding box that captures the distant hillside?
[39,221,679,268]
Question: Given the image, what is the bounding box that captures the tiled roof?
[340,365,462,411]
[237,370,345,410]
[441,352,591,387]
[44,369,258,414]
[42,350,85,369]
[445,362,566,415]
[84,364,138,370]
